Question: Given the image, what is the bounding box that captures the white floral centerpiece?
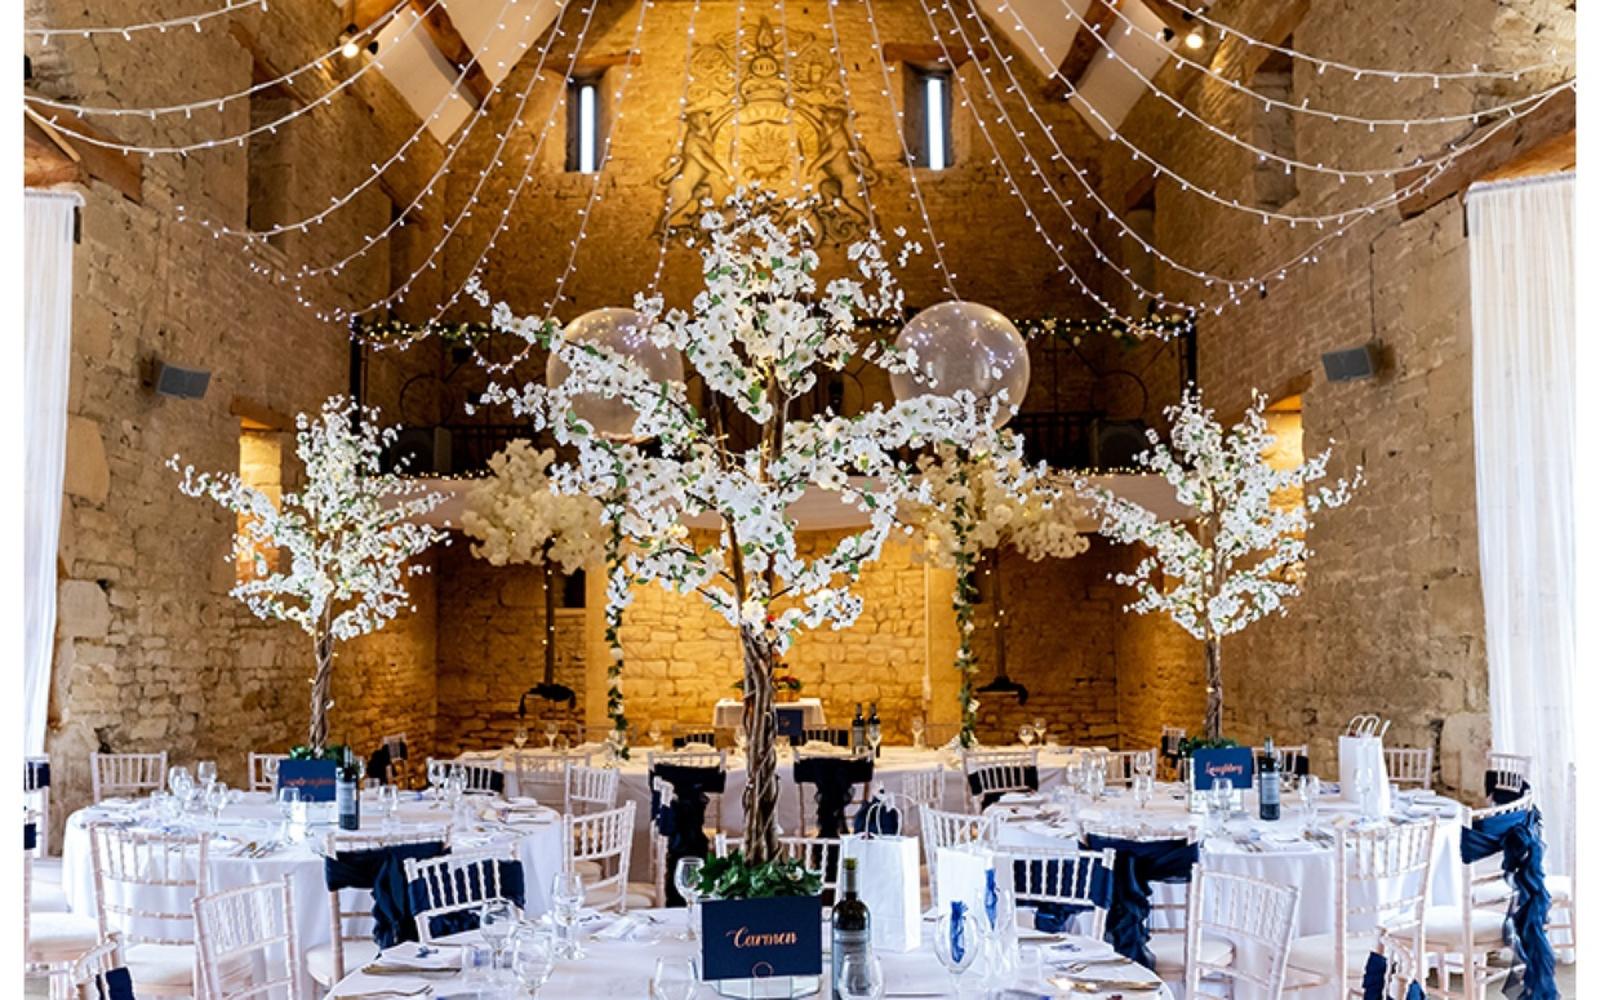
[471,190,1022,862]
[915,442,1087,744]
[170,398,449,753]
[1076,388,1362,740]
[462,440,603,714]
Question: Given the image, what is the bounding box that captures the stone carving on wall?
[654,16,878,242]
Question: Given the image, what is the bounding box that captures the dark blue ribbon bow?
[793,755,874,839]
[984,868,999,929]
[1459,806,1557,1000]
[94,967,137,1000]
[1361,952,1427,1000]
[950,900,969,963]
[966,766,1040,810]
[650,762,726,906]
[324,840,447,949]
[851,791,901,837]
[1083,834,1200,967]
[405,857,526,941]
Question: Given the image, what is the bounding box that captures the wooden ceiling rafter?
[882,41,990,69]
[1045,0,1121,101]
[540,52,643,78]
[23,104,142,203]
[353,0,491,108]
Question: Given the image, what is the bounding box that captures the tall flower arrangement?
[461,440,604,715]
[170,398,449,753]
[916,443,1088,744]
[473,190,1019,863]
[1076,388,1362,740]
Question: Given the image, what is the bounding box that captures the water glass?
[1133,750,1155,778]
[839,953,885,1000]
[514,727,529,751]
[379,785,401,829]
[650,956,699,1000]
[1017,724,1036,749]
[1132,774,1154,809]
[674,856,705,941]
[461,942,494,985]
[544,722,560,749]
[168,766,195,811]
[550,872,586,959]
[1208,778,1234,829]
[1085,763,1106,801]
[910,716,926,750]
[196,760,218,792]
[512,928,555,997]
[1302,774,1322,828]
[480,899,518,969]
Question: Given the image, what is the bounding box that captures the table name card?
[277,759,337,802]
[1191,748,1254,791]
[701,895,822,981]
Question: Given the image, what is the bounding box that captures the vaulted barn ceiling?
[346,0,1207,141]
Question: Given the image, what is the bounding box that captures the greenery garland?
[602,475,630,760]
[950,460,981,748]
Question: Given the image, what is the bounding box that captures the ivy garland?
[602,471,630,760]
[950,460,981,748]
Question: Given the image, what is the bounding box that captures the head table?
[985,782,1465,1000]
[326,915,1175,999]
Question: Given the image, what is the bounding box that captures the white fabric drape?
[1468,172,1575,874]
[24,190,81,758]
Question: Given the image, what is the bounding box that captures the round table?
[62,790,566,995]
[988,783,1464,1000]
[326,913,1175,998]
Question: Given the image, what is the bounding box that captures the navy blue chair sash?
[1361,952,1426,1000]
[1484,770,1532,805]
[1459,806,1557,1000]
[324,840,447,949]
[966,766,1041,810]
[794,755,874,839]
[1083,834,1199,967]
[406,858,526,941]
[651,763,727,906]
[367,746,395,786]
[24,759,51,791]
[24,821,37,852]
[95,968,137,1000]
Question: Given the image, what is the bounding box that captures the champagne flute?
[839,953,886,1000]
[544,722,559,750]
[650,956,699,1000]
[674,857,704,941]
[512,928,555,998]
[514,727,529,751]
[550,872,586,959]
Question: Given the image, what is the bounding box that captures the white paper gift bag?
[840,833,922,952]
[1338,734,1392,815]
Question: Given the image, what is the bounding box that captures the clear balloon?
[546,308,685,442]
[888,301,1030,425]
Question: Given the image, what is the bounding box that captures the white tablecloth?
[62,791,564,995]
[990,784,1464,1000]
[712,697,827,729]
[327,915,1175,998]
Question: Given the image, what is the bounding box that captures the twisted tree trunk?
[739,626,780,865]
[1203,636,1223,742]
[308,629,334,753]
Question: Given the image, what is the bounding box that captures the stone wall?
[32,0,450,836]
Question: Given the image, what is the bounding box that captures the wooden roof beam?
[1045,0,1120,100]
[882,42,990,69]
[23,105,142,202]
[407,0,492,108]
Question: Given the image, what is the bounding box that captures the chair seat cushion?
[125,942,202,991]
[29,879,72,914]
[27,912,101,962]
[1473,874,1571,906]
[1547,875,1573,902]
[1149,933,1233,973]
[573,860,605,881]
[1422,906,1508,945]
[1286,932,1379,977]
[306,939,380,985]
[625,883,658,909]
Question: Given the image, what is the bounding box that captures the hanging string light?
[26,0,267,42]
[646,0,706,295]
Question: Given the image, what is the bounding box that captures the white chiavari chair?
[379,732,413,787]
[403,849,523,944]
[1284,819,1438,997]
[89,824,213,996]
[1185,865,1301,1000]
[90,752,168,803]
[568,765,620,815]
[564,802,651,912]
[69,933,126,1000]
[309,827,452,988]
[27,814,102,998]
[961,749,1039,813]
[26,755,52,858]
[1384,747,1435,790]
[435,758,504,796]
[246,753,287,794]
[1160,726,1187,780]
[1425,793,1537,999]
[1486,753,1533,800]
[1546,763,1576,961]
[1008,844,1117,939]
[715,833,844,899]
[511,752,587,813]
[1077,821,1215,978]
[917,805,995,916]
[193,876,302,1000]
[899,766,947,833]
[1101,750,1152,789]
[646,777,674,908]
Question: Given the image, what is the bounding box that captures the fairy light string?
[28,0,267,42]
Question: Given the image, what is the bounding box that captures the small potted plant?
[692,849,825,999]
[773,674,804,704]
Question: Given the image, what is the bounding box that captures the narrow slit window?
[566,75,605,173]
[904,65,953,170]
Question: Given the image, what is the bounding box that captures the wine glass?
[1134,750,1155,779]
[205,782,231,823]
[839,953,886,1000]
[647,720,663,747]
[379,784,401,830]
[674,857,704,942]
[910,716,926,750]
[650,956,699,1000]
[512,927,555,998]
[1017,724,1036,749]
[934,904,980,994]
[1032,717,1048,745]
[1085,761,1106,802]
[168,766,195,811]
[196,760,218,793]
[1132,774,1154,810]
[514,727,529,751]
[544,722,559,750]
[867,721,883,758]
[275,786,300,838]
[1302,774,1322,829]
[1208,777,1234,831]
[479,899,518,972]
[550,872,586,959]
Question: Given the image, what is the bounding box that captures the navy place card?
[1192,747,1254,791]
[276,759,337,802]
[701,895,823,981]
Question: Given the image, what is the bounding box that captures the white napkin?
[368,944,461,973]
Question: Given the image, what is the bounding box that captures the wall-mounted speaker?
[383,426,453,476]
[1321,344,1380,383]
[153,362,211,399]
[1091,418,1149,470]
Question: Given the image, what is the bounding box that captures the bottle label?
[831,927,872,992]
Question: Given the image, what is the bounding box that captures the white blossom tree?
[170,398,449,753]
[1076,388,1362,741]
[471,190,1021,862]
[915,443,1088,743]
[462,440,605,715]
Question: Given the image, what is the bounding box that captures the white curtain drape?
[1468,172,1575,875]
[24,190,82,758]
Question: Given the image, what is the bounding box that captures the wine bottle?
[868,702,882,759]
[832,858,872,996]
[1258,736,1281,822]
[337,745,361,831]
[851,702,866,753]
